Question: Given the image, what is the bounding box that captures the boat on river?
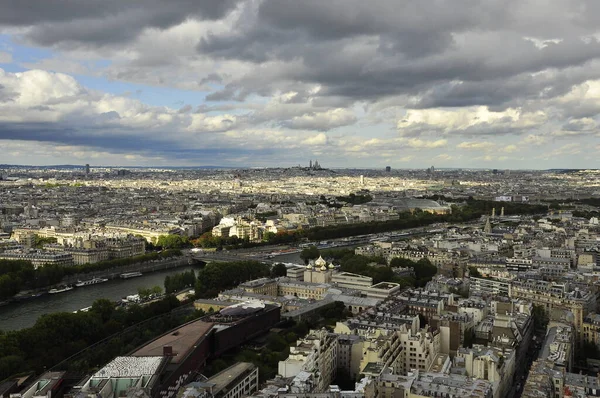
[120,271,142,279]
[75,277,108,287]
[48,285,73,294]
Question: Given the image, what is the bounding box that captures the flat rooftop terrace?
[132,319,214,364]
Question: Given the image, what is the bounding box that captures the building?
[470,277,511,297]
[176,362,258,398]
[304,257,334,283]
[278,329,338,393]
[0,251,73,268]
[363,282,401,300]
[14,372,67,398]
[239,278,278,296]
[509,280,596,342]
[396,289,448,322]
[278,280,329,300]
[539,325,574,372]
[583,313,600,349]
[455,345,515,398]
[286,266,305,281]
[69,357,167,398]
[331,272,373,291]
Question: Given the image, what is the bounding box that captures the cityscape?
[2,2,600,398]
[0,165,599,398]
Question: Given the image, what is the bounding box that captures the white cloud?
[301,133,328,146]
[398,106,547,134]
[286,108,357,131]
[401,138,448,149]
[456,141,495,151]
[521,134,547,146]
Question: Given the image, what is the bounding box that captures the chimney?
[163,346,173,356]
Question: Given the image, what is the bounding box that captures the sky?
[0,1,599,169]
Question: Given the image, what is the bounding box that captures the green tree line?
[192,199,547,249]
[0,295,186,381]
[164,270,196,294]
[195,261,271,298]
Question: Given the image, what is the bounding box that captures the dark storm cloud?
[0,121,273,160]
[0,0,241,46]
[195,0,600,110]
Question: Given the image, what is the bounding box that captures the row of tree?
[164,270,196,294]
[192,199,548,250]
[195,261,271,298]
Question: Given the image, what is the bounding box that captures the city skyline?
[1,1,600,168]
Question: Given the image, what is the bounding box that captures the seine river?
[0,266,199,332]
[0,245,354,332]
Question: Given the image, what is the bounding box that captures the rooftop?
[131,320,214,364]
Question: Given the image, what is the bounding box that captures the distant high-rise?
[385,166,391,172]
[85,164,90,174]
[360,175,365,185]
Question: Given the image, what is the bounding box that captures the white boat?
[48,285,73,294]
[120,271,142,279]
[75,277,108,287]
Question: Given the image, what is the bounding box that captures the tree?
[412,258,438,286]
[390,257,415,268]
[271,263,287,277]
[137,286,161,299]
[156,234,189,249]
[469,266,483,278]
[90,299,116,323]
[300,246,320,264]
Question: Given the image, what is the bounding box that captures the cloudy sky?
[1,0,599,168]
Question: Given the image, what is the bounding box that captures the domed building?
[304,255,333,283]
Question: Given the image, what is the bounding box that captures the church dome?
[315,256,326,267]
[328,262,335,269]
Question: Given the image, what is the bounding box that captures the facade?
[0,251,74,268]
[470,277,511,297]
[583,313,600,349]
[456,345,515,398]
[331,272,373,291]
[509,280,596,342]
[278,329,339,393]
[278,281,328,300]
[239,278,278,296]
[304,257,334,283]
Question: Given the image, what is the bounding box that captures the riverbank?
[0,264,200,331]
[7,255,193,304]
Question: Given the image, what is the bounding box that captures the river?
[0,265,199,332]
